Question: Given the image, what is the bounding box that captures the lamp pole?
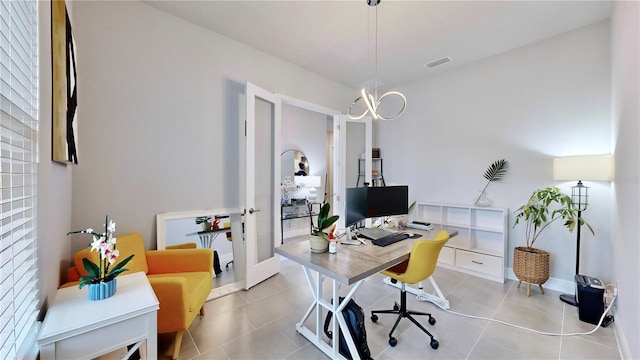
[559,180,588,306]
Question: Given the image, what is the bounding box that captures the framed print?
[51,0,78,164]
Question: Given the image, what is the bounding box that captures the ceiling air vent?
[424,56,452,69]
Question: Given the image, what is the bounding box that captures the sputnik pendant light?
[348,0,407,120]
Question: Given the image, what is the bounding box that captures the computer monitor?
[345,187,368,228]
[345,185,409,228]
[366,186,409,218]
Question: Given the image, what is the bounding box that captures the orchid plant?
[67,216,134,288]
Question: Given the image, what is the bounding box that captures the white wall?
[69,1,354,252]
[37,1,74,304]
[376,21,612,287]
[610,1,640,358]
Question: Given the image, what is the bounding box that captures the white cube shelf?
[415,202,508,282]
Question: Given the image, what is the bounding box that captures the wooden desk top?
[275,228,457,285]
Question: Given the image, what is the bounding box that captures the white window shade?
[0,1,39,359]
[553,154,614,181]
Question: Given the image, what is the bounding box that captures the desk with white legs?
[275,228,456,360]
[38,272,159,360]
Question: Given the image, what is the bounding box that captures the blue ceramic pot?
[88,279,117,301]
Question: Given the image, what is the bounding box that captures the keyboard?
[371,232,410,247]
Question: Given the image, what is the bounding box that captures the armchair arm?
[145,248,213,275]
[147,276,191,333]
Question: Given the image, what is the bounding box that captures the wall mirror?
[281,149,308,178]
[156,208,245,300]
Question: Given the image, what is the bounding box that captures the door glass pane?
[346,122,366,188]
[254,97,275,263]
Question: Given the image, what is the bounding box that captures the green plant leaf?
[483,159,509,182]
[312,202,339,235]
[82,257,101,279]
[107,254,135,276]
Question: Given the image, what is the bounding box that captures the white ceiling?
[144,0,612,90]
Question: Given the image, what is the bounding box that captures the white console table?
[38,272,159,360]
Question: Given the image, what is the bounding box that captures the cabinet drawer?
[438,246,455,265]
[456,250,502,277]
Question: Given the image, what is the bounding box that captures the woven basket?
[513,246,550,285]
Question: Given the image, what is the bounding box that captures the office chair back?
[382,230,449,284]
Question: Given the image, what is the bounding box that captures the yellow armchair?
[62,233,212,360]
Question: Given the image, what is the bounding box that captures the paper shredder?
[576,274,605,325]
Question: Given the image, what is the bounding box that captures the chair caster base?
[389,337,397,347]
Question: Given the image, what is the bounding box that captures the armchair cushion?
[146,248,213,275]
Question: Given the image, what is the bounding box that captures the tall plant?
[513,187,593,248]
[475,159,509,206]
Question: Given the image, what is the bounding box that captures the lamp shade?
[294,175,322,188]
[553,154,614,181]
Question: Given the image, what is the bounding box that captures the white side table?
[37,272,159,360]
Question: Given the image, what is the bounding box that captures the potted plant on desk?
[309,203,339,253]
[512,186,593,296]
[195,216,213,231]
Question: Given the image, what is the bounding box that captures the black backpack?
[323,297,373,360]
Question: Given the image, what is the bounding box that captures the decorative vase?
[202,221,211,231]
[88,279,117,301]
[474,190,492,207]
[513,246,549,296]
[309,234,329,253]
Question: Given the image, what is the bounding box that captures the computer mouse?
[406,232,414,237]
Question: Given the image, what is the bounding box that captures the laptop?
[356,227,395,240]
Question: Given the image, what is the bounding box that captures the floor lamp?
[553,154,613,306]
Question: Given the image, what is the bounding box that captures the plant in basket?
[512,186,593,295]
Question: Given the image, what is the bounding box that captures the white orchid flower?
[107,220,116,233]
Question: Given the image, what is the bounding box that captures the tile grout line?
[464,279,515,360]
[558,304,566,359]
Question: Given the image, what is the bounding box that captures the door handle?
[248,208,261,214]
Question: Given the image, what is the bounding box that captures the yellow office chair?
[370,230,449,350]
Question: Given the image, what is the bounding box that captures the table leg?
[297,266,364,360]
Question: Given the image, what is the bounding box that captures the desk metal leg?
[297,266,364,360]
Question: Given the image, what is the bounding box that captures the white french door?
[244,82,281,289]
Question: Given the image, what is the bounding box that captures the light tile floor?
[150,258,620,360]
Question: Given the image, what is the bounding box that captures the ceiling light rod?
[348,0,407,121]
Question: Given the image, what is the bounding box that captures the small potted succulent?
[195,216,213,231]
[309,202,339,253]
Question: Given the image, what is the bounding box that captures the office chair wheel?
[430,339,439,349]
[429,317,436,325]
[371,314,379,323]
[388,337,397,347]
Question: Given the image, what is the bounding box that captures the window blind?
[0,0,39,358]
